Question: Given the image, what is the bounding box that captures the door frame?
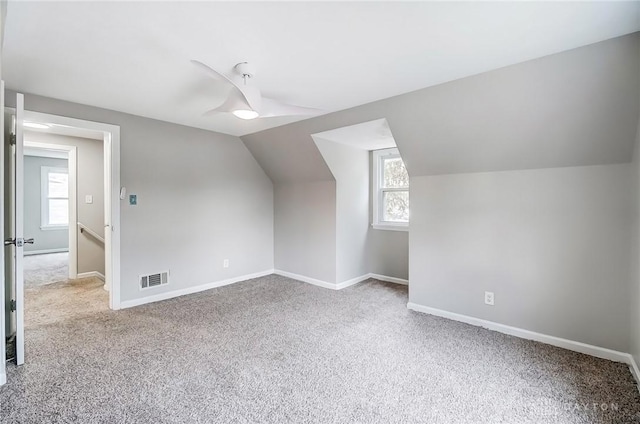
[0,82,5,385]
[24,142,78,279]
[22,111,121,310]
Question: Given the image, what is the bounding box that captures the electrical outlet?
[485,291,495,306]
[223,259,229,268]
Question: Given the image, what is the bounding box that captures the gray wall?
[314,138,369,282]
[6,92,274,303]
[367,229,408,280]
[0,1,5,49]
[274,181,336,283]
[390,33,639,177]
[243,33,638,289]
[23,155,68,253]
[251,133,409,285]
[260,137,409,284]
[243,33,639,179]
[242,114,338,284]
[409,164,633,352]
[24,131,105,275]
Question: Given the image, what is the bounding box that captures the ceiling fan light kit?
[232,109,260,120]
[191,59,323,120]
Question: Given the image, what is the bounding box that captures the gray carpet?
[25,276,108,327]
[1,275,640,423]
[24,252,69,287]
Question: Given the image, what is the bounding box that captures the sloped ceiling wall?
[242,128,334,183]
[242,33,640,180]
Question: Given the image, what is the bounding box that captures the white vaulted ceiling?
[3,1,640,137]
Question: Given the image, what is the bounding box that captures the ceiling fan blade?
[191,59,238,88]
[202,93,251,117]
[191,59,261,112]
[260,98,323,118]
[240,85,262,114]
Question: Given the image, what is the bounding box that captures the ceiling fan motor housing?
[235,62,256,78]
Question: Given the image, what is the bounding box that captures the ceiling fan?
[191,60,323,120]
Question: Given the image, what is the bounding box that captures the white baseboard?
[336,274,371,290]
[274,270,408,290]
[369,273,408,285]
[120,269,275,309]
[24,248,68,256]
[629,355,640,394]
[77,271,105,281]
[407,302,631,364]
[274,269,338,289]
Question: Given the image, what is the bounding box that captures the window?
[373,148,409,230]
[41,166,69,229]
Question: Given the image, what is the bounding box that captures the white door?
[7,93,27,365]
[0,82,5,376]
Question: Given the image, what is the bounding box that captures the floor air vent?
[140,271,169,289]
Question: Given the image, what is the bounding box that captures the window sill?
[371,223,408,232]
[40,225,69,231]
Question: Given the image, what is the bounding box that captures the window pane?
[383,191,409,222]
[383,157,409,188]
[48,172,68,198]
[48,199,69,225]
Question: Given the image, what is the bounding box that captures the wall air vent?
[140,271,169,290]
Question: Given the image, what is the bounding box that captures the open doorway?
[22,133,109,330]
[3,104,121,365]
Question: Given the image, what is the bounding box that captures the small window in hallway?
[41,166,69,229]
[373,148,409,230]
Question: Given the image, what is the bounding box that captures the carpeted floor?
[25,276,108,327]
[24,252,69,287]
[1,275,639,423]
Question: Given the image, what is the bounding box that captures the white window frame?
[372,148,409,231]
[40,166,69,230]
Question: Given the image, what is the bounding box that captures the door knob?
[4,238,34,247]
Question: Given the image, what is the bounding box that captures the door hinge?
[9,133,16,146]
[9,300,16,312]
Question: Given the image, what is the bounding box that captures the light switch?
[129,194,137,206]
[85,195,93,204]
